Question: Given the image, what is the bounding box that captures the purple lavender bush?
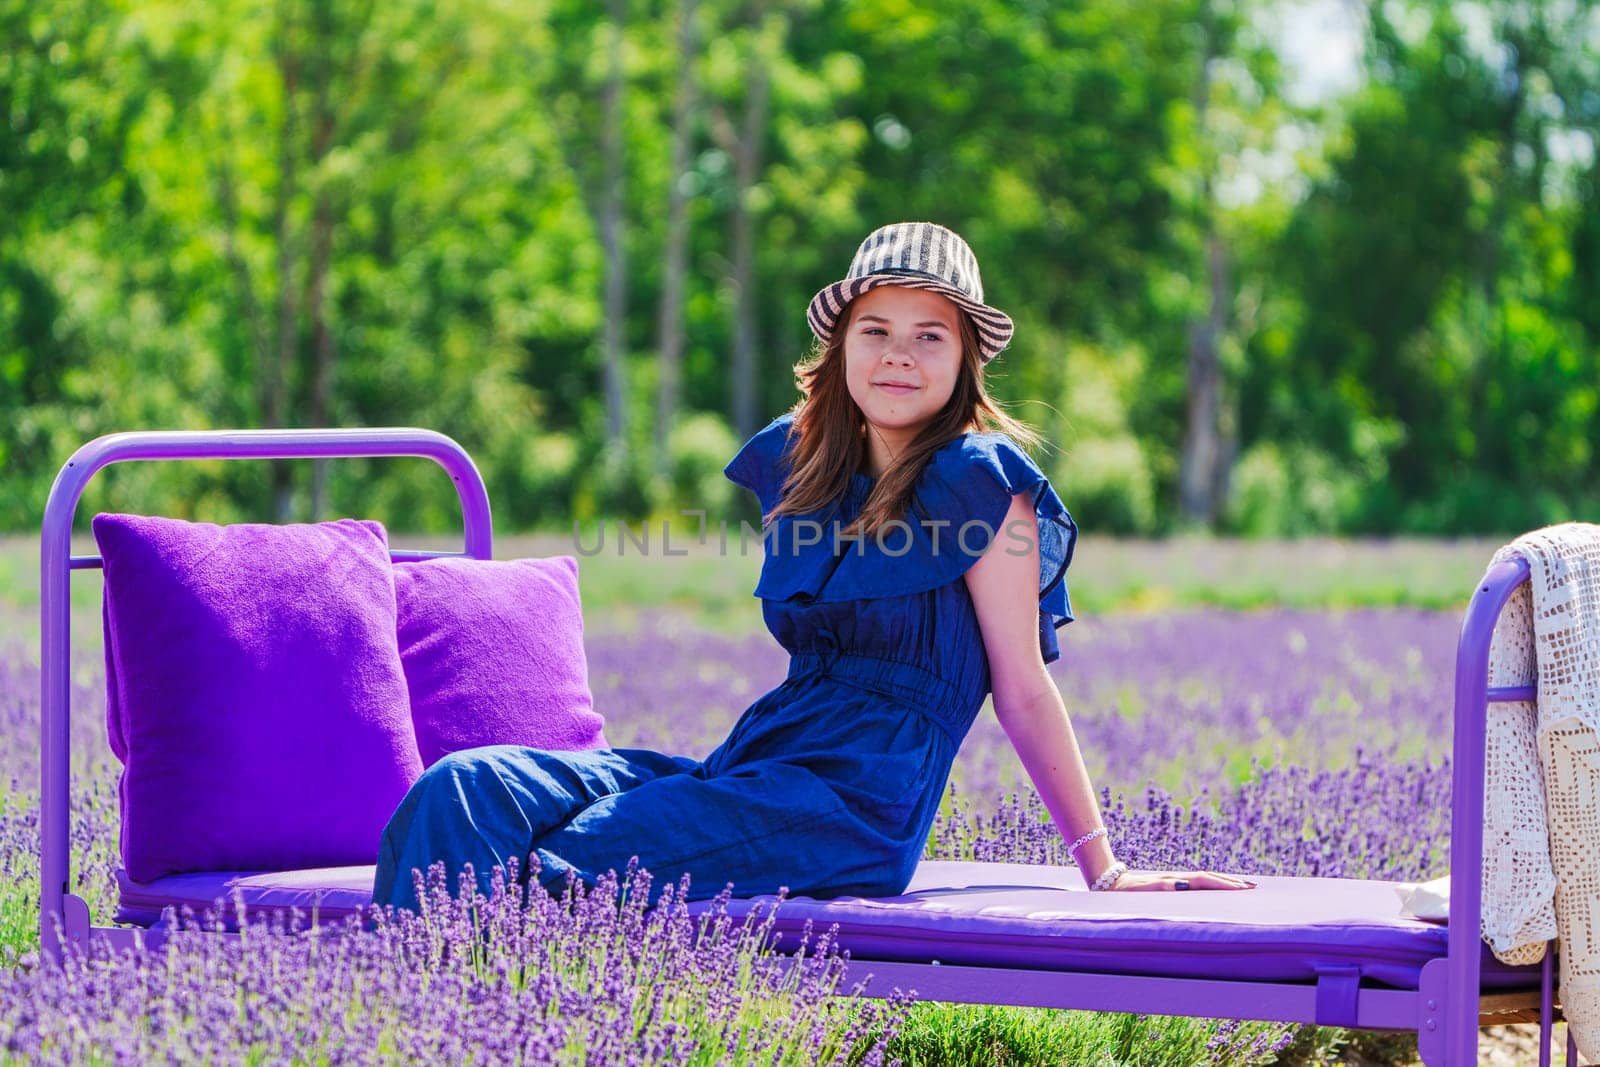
[932,754,1449,883]
[2,858,911,1065]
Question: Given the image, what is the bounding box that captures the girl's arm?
[963,492,1255,893]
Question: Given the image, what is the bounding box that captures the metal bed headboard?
[38,428,493,960]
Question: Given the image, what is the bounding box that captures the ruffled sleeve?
[917,433,1077,664]
[746,427,1079,665]
[931,434,1078,664]
[723,412,798,516]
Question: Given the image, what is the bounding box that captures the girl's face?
[842,285,964,475]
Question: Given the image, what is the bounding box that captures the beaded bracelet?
[1089,861,1128,892]
[1066,826,1107,859]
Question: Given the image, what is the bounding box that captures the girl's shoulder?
[917,430,1076,575]
[723,412,799,514]
[927,429,1054,498]
[913,431,1080,663]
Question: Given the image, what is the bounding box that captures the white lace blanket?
[1482,522,1600,1058]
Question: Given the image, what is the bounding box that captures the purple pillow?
[94,514,423,883]
[394,556,605,766]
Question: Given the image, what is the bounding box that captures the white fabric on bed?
[1482,522,1600,1058]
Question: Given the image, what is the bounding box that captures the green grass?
[1270,1024,1421,1065]
[0,786,40,960]
[0,878,35,962]
[885,1004,1286,1066]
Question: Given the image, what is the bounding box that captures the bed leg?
[1542,949,1555,1067]
[1417,958,1468,1066]
[61,893,90,950]
[1567,1026,1577,1067]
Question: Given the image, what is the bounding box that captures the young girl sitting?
[372,221,1254,912]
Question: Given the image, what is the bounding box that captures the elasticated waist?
[785,651,973,744]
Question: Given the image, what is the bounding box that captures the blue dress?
[371,412,1077,912]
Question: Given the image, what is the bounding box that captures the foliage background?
[4,0,1597,536]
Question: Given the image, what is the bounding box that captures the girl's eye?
[919,333,945,343]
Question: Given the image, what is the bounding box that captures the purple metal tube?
[38,428,493,961]
[1543,948,1554,1067]
[1442,556,1531,1066]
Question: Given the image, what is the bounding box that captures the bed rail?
[1439,554,1541,1065]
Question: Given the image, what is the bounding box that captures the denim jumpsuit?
[371,412,1077,912]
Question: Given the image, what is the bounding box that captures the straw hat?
[806,221,1014,363]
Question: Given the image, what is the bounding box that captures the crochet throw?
[1482,522,1600,1058]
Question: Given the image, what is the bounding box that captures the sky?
[1265,0,1596,176]
[1268,0,1366,107]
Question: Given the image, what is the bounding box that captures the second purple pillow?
[394,556,606,766]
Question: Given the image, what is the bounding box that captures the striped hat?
[806,221,1014,363]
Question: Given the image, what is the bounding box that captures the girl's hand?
[1108,869,1257,891]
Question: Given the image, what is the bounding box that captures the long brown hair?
[767,291,1043,540]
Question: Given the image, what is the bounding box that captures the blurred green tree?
[2,0,1595,535]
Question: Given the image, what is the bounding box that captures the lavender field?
[0,537,1533,1064]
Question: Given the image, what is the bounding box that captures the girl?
[372,221,1254,912]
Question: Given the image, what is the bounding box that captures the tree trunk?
[269,2,301,522]
[1177,0,1231,527]
[654,0,698,471]
[305,82,337,520]
[1180,230,1230,524]
[213,157,270,410]
[1572,152,1600,344]
[727,6,774,440]
[599,0,628,448]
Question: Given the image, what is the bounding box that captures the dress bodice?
[724,411,1078,743]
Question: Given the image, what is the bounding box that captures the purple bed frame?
[37,428,1569,1066]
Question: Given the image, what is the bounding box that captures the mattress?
[694,861,1540,990]
[114,859,1540,990]
[115,865,376,927]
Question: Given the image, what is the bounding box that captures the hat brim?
[806,275,1015,363]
